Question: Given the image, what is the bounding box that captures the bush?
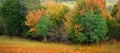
[35,16,53,41]
[69,11,108,44]
[0,0,28,35]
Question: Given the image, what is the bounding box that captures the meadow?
[0,0,120,53]
[0,35,120,53]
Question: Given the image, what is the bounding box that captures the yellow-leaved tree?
[45,0,69,36]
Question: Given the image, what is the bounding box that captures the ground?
[0,35,120,53]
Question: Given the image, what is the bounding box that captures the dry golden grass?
[0,35,120,53]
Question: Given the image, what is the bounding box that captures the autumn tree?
[75,0,108,19]
[68,0,108,44]
[25,9,53,41]
[46,0,69,36]
[25,9,43,34]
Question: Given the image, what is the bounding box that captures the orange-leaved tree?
[97,0,108,19]
[25,9,44,33]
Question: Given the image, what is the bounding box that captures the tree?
[25,9,43,34]
[69,11,108,44]
[111,0,120,20]
[75,0,108,19]
[25,9,53,41]
[46,1,69,36]
[116,0,120,20]
[0,17,4,35]
[0,0,27,36]
[68,0,108,44]
[109,0,120,39]
[35,16,53,41]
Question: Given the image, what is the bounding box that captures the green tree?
[35,16,53,41]
[69,11,108,44]
[0,0,28,36]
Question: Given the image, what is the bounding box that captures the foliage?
[46,0,69,27]
[35,16,53,41]
[46,0,69,36]
[25,9,49,38]
[64,11,73,35]
[21,0,46,11]
[0,17,4,34]
[111,0,120,18]
[116,0,120,20]
[106,17,120,39]
[25,9,45,36]
[69,11,108,44]
[75,0,108,19]
[109,0,120,39]
[0,0,117,44]
[0,0,28,35]
[67,0,108,44]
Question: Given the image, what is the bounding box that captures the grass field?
[0,35,120,53]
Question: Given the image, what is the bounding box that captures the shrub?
[69,11,108,44]
[0,0,28,36]
[35,16,53,41]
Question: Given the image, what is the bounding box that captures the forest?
[0,0,120,53]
